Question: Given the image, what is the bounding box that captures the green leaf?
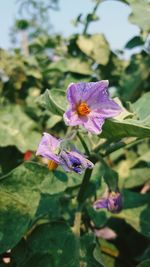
[87,207,109,228]
[0,105,41,152]
[93,244,105,267]
[43,89,67,115]
[46,114,62,128]
[114,190,150,237]
[132,92,150,121]
[77,34,110,65]
[49,58,92,75]
[100,163,119,192]
[0,190,33,254]
[27,222,79,267]
[124,168,150,189]
[80,234,104,267]
[128,1,150,33]
[0,162,82,253]
[125,36,144,49]
[119,54,150,101]
[137,260,150,267]
[22,254,53,267]
[102,93,150,139]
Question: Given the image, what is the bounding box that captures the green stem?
[77,132,90,156]
[72,212,82,237]
[83,0,101,35]
[103,138,142,157]
[93,138,143,157]
[77,155,97,210]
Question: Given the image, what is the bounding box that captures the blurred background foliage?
[0,0,150,266]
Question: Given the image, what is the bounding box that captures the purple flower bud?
[93,191,123,214]
[64,81,122,135]
[107,191,123,213]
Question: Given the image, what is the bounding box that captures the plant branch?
[83,0,101,35]
[77,132,90,156]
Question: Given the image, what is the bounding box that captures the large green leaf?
[27,222,79,267]
[0,162,82,253]
[102,92,150,139]
[0,105,41,152]
[77,34,110,65]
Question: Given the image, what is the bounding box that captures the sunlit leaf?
[77,34,110,65]
[0,105,41,152]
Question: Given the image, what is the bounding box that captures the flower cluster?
[36,80,122,213]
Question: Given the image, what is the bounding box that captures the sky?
[0,0,140,52]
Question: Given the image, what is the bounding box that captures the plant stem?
[72,212,82,237]
[73,155,98,236]
[83,0,101,35]
[93,138,143,156]
[77,132,90,156]
[103,138,142,156]
[77,155,97,209]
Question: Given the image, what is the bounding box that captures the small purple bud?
[93,198,108,209]
[107,191,123,213]
[93,191,123,214]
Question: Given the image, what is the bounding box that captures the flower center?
[77,102,90,116]
[48,160,58,170]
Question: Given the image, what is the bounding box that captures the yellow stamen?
[48,160,58,170]
[77,102,90,116]
[110,192,117,197]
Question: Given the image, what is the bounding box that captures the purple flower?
[36,133,94,173]
[63,81,122,134]
[36,133,61,170]
[93,191,123,213]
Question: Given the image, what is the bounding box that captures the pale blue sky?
[0,0,140,51]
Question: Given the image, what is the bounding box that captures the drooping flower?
[36,133,61,170]
[93,191,123,213]
[63,80,122,134]
[36,133,94,173]
[60,149,93,174]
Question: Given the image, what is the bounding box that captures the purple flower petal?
[63,108,82,126]
[94,100,122,118]
[66,82,87,107]
[67,81,109,107]
[83,116,105,134]
[93,198,108,209]
[36,133,60,164]
[59,150,94,173]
